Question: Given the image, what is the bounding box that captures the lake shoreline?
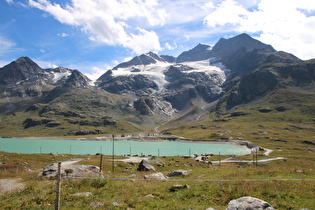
[7,135,258,149]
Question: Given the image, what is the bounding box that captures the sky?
[1,0,315,80]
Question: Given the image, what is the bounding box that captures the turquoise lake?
[0,138,251,156]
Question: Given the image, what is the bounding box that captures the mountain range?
[0,33,314,136]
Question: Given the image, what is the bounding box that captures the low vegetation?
[1,136,314,210]
[0,89,314,209]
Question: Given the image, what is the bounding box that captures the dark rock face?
[98,74,159,96]
[163,88,197,110]
[176,43,212,63]
[23,117,54,129]
[221,59,315,110]
[210,33,275,59]
[114,52,167,69]
[137,160,155,171]
[162,64,224,109]
[63,70,91,88]
[0,57,44,86]
[134,97,155,115]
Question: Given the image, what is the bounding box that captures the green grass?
[0,89,314,209]
[0,149,314,209]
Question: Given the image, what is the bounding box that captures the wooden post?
[256,148,258,167]
[219,152,221,166]
[99,155,103,173]
[253,150,255,166]
[112,134,115,173]
[55,161,61,210]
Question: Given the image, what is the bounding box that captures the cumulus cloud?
[28,0,167,54]
[203,0,315,60]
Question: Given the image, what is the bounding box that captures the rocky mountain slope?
[0,33,313,136]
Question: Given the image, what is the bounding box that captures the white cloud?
[57,32,69,37]
[5,0,14,4]
[84,66,108,81]
[164,42,177,50]
[0,36,15,55]
[28,0,167,54]
[203,0,315,60]
[204,0,248,28]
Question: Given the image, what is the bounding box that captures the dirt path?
[116,157,150,163]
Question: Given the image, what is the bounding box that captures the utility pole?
[55,162,61,210]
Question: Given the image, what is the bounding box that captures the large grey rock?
[168,169,191,177]
[72,192,92,197]
[227,196,275,210]
[144,172,167,180]
[42,162,100,177]
[137,160,156,171]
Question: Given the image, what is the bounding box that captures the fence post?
[100,155,103,173]
[112,134,115,173]
[55,161,61,210]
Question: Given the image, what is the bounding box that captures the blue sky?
[1,0,315,80]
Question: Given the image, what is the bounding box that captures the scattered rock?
[296,170,303,173]
[112,202,121,207]
[42,162,100,177]
[144,172,167,180]
[227,196,275,210]
[168,169,191,177]
[72,192,92,197]
[169,184,190,192]
[89,202,104,208]
[137,160,155,171]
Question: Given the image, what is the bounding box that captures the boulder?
[144,172,167,180]
[42,162,100,177]
[72,192,92,197]
[169,184,190,192]
[137,160,155,171]
[168,169,191,177]
[227,196,275,210]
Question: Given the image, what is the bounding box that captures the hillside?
[0,33,314,137]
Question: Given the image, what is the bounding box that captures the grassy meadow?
[0,89,315,209]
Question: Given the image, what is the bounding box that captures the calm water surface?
[0,138,251,156]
